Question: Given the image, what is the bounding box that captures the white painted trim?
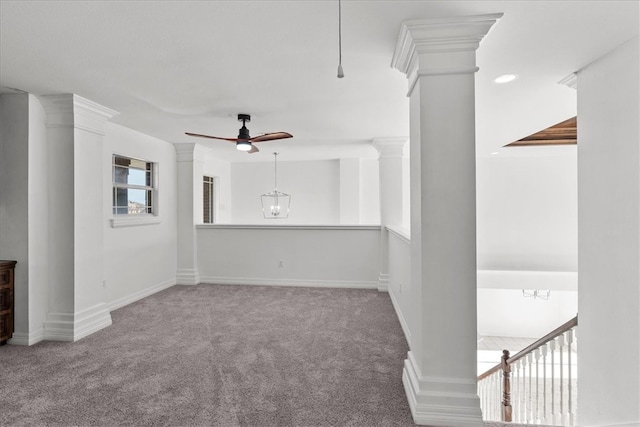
[389,288,412,347]
[200,276,378,290]
[108,279,175,311]
[372,137,408,158]
[73,303,112,341]
[477,269,578,290]
[7,329,44,346]
[579,423,640,427]
[378,273,389,292]
[403,351,483,427]
[559,72,578,89]
[43,303,112,342]
[176,268,200,286]
[387,225,410,244]
[43,312,75,342]
[197,224,380,231]
[110,214,161,228]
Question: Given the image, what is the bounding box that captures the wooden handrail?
[477,315,578,423]
[478,315,578,381]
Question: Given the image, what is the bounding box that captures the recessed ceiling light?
[493,74,518,84]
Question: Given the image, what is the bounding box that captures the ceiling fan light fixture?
[236,141,252,151]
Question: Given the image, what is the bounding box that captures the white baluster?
[550,338,556,425]
[567,328,578,426]
[527,352,533,423]
[567,328,575,426]
[542,343,548,425]
[498,371,502,421]
[558,333,565,425]
[510,360,516,422]
[518,358,524,423]
[533,347,540,424]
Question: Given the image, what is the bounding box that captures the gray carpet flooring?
[0,284,416,426]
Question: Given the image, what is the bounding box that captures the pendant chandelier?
[261,152,291,219]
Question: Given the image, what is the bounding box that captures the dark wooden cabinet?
[0,260,16,345]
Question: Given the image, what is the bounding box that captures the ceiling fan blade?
[248,144,259,154]
[249,132,293,143]
[185,132,237,142]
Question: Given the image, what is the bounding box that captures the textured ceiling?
[1,1,638,162]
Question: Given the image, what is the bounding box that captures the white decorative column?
[391,15,501,426]
[175,143,204,285]
[40,94,117,341]
[372,137,407,291]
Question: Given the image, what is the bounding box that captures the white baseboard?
[199,276,378,290]
[403,351,483,427]
[388,288,412,346]
[109,278,175,311]
[8,329,44,346]
[176,268,200,285]
[73,303,112,341]
[580,422,640,427]
[44,302,112,342]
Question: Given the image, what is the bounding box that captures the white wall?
[477,289,577,338]
[359,158,380,224]
[577,36,639,427]
[231,159,341,224]
[103,122,178,309]
[197,225,380,288]
[339,158,360,224]
[476,149,578,273]
[387,227,412,345]
[230,157,380,225]
[0,93,30,335]
[201,150,231,224]
[27,95,49,334]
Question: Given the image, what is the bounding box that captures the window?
[112,155,155,215]
[203,175,215,223]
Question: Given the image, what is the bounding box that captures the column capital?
[39,94,118,135]
[174,142,208,162]
[391,14,502,96]
[372,137,408,158]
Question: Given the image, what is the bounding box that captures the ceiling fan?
[185,114,292,154]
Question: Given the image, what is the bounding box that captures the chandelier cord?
[274,152,278,190]
[338,0,342,67]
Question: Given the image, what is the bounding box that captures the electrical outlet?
[399,283,402,294]
[278,260,284,268]
[102,280,107,288]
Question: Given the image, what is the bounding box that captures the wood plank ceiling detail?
[505,117,577,147]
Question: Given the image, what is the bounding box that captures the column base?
[44,303,112,342]
[176,268,200,285]
[378,273,390,292]
[403,351,483,427]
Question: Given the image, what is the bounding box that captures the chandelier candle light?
[261,152,291,219]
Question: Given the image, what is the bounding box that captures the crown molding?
[558,72,578,90]
[391,14,502,97]
[39,94,118,135]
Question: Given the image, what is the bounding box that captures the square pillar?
[391,14,501,427]
[373,137,408,291]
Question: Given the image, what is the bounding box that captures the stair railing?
[478,316,578,426]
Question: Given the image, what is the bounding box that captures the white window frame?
[110,154,160,228]
[203,175,216,224]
